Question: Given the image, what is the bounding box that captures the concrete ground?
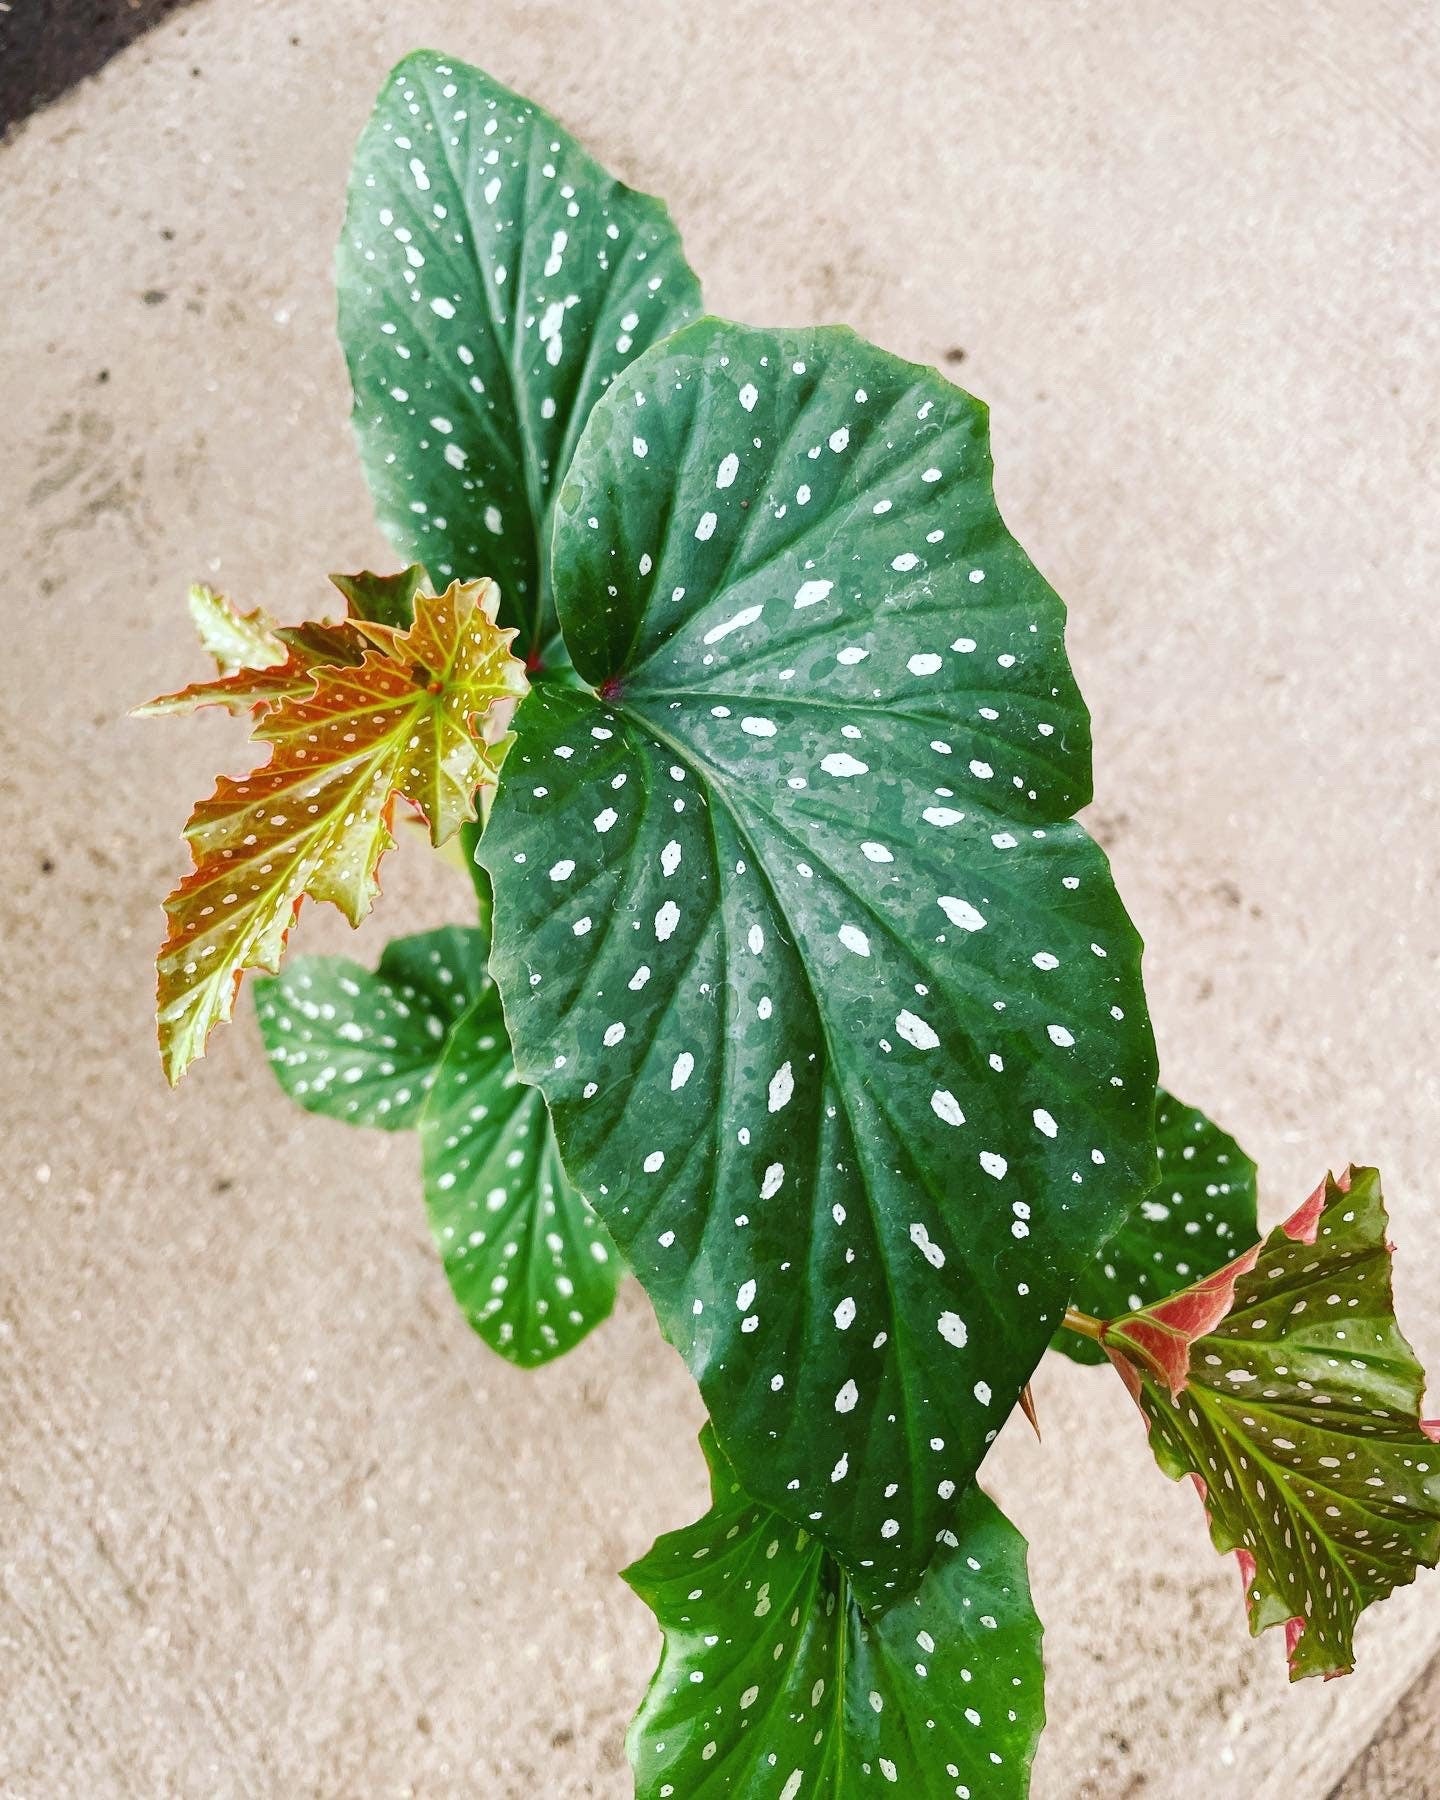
[2,2,1436,1795]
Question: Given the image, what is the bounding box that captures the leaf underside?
[254,923,619,1366]
[337,49,703,662]
[482,316,1158,1603]
[155,580,526,1084]
[1056,1087,1258,1365]
[1105,1166,1440,1679]
[625,1426,1043,1799]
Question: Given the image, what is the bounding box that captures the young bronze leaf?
[135,613,372,718]
[1103,1166,1440,1679]
[186,581,286,674]
[625,1426,1044,1798]
[1055,1088,1258,1366]
[156,580,527,1084]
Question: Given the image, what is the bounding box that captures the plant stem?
[1061,1305,1106,1342]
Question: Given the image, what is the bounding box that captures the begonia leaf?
[255,925,486,1128]
[186,581,286,675]
[330,562,427,630]
[136,609,370,719]
[1056,1088,1258,1365]
[420,980,621,1364]
[337,50,703,662]
[481,316,1158,1602]
[1103,1166,1440,1679]
[625,1426,1043,1797]
[155,579,526,1083]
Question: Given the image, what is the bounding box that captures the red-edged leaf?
[155,578,527,1084]
[136,615,371,718]
[1055,1088,1258,1366]
[1103,1166,1440,1679]
[186,581,286,674]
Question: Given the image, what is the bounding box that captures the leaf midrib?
[412,74,549,651]
[614,693,959,1594]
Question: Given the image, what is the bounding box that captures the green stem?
[1061,1305,1106,1342]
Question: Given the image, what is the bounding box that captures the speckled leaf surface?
[337,50,703,662]
[136,609,368,718]
[481,318,1157,1602]
[1104,1166,1440,1679]
[254,925,486,1128]
[1056,1088,1257,1365]
[625,1426,1042,1797]
[154,580,526,1083]
[420,982,620,1365]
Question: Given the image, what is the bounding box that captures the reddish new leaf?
[186,581,286,675]
[154,578,527,1084]
[1103,1166,1440,1679]
[136,614,370,718]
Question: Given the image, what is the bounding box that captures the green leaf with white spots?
[254,925,486,1129]
[625,1426,1043,1798]
[1103,1166,1440,1680]
[419,982,621,1365]
[480,317,1158,1603]
[337,50,703,663]
[1056,1088,1258,1365]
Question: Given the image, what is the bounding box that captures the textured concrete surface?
[1332,1646,1440,1798]
[2,2,1437,1795]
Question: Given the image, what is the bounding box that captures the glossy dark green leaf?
[1056,1088,1258,1365]
[420,983,621,1365]
[625,1426,1043,1797]
[254,925,486,1127]
[329,563,426,630]
[482,317,1157,1601]
[337,50,703,662]
[1104,1166,1440,1679]
[459,818,495,927]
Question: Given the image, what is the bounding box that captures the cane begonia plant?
[141,52,1439,1795]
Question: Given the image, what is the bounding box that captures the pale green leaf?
[255,925,486,1128]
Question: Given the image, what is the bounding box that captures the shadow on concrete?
[1,0,202,136]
